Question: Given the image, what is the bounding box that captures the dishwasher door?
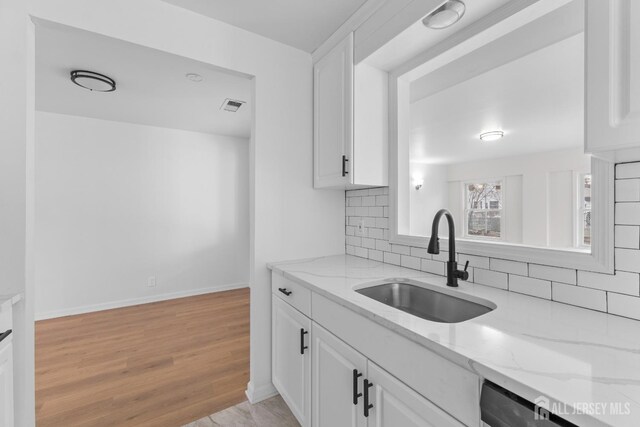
[480,381,578,427]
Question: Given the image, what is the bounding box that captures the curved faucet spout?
[426,208,467,287]
[427,209,456,259]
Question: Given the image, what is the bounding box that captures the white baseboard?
[245,381,278,404]
[35,282,248,320]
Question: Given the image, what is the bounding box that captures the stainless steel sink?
[356,281,495,323]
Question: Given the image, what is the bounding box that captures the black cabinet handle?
[353,369,363,405]
[0,329,12,344]
[363,379,374,417]
[278,287,292,296]
[300,329,308,355]
[342,155,349,176]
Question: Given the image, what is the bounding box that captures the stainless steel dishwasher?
[480,381,578,427]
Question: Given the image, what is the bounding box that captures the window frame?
[386,0,615,273]
[463,179,505,242]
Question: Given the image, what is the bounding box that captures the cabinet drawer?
[272,273,312,317]
[312,293,480,427]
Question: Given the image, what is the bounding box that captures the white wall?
[0,1,35,424]
[23,0,346,416]
[409,148,590,247]
[34,112,249,318]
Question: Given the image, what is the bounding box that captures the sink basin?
[356,281,495,323]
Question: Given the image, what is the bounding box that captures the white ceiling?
[410,33,584,165]
[365,0,513,72]
[162,0,369,53]
[36,21,252,138]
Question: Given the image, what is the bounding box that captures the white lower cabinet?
[0,340,14,427]
[366,362,463,427]
[311,323,367,427]
[271,273,476,427]
[272,296,311,426]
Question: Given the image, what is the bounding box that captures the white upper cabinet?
[314,33,388,189]
[586,0,640,152]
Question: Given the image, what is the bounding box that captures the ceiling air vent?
[221,98,246,112]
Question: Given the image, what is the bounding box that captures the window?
[464,181,503,239]
[579,174,592,247]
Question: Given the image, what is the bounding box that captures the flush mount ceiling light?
[422,0,466,30]
[70,70,116,92]
[185,73,203,82]
[479,131,504,142]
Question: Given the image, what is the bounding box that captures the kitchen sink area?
[356,280,495,323]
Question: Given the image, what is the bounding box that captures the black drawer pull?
[353,369,363,405]
[300,329,308,355]
[364,379,374,417]
[342,155,349,176]
[278,287,292,296]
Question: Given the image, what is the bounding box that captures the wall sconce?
[413,176,424,190]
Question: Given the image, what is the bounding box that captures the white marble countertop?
[268,254,640,427]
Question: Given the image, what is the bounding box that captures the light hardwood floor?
[36,288,250,427]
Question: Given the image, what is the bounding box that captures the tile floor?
[183,395,299,427]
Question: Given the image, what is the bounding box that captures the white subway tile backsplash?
[578,270,640,296]
[616,179,640,202]
[458,254,490,269]
[421,258,445,276]
[615,225,640,249]
[617,162,640,179]
[391,244,411,255]
[369,187,388,196]
[608,293,640,321]
[369,207,384,217]
[401,255,421,270]
[368,249,383,262]
[362,195,376,206]
[383,252,401,266]
[345,160,640,320]
[529,264,576,285]
[368,228,384,239]
[474,268,508,290]
[490,258,528,276]
[348,197,362,207]
[615,248,640,273]
[410,247,430,259]
[355,206,369,217]
[346,235,361,247]
[362,237,376,249]
[353,246,368,258]
[552,282,607,312]
[376,195,389,206]
[375,239,391,252]
[615,203,640,225]
[509,275,551,299]
[375,217,389,229]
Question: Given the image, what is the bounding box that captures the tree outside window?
[465,181,503,239]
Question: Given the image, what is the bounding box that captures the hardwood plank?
[36,288,250,427]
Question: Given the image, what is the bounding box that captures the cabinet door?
[272,296,311,426]
[365,362,463,427]
[586,0,640,152]
[311,323,367,427]
[314,33,353,189]
[0,343,14,427]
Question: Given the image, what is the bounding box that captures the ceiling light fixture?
[185,73,203,82]
[479,131,504,142]
[422,0,466,30]
[70,70,116,92]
